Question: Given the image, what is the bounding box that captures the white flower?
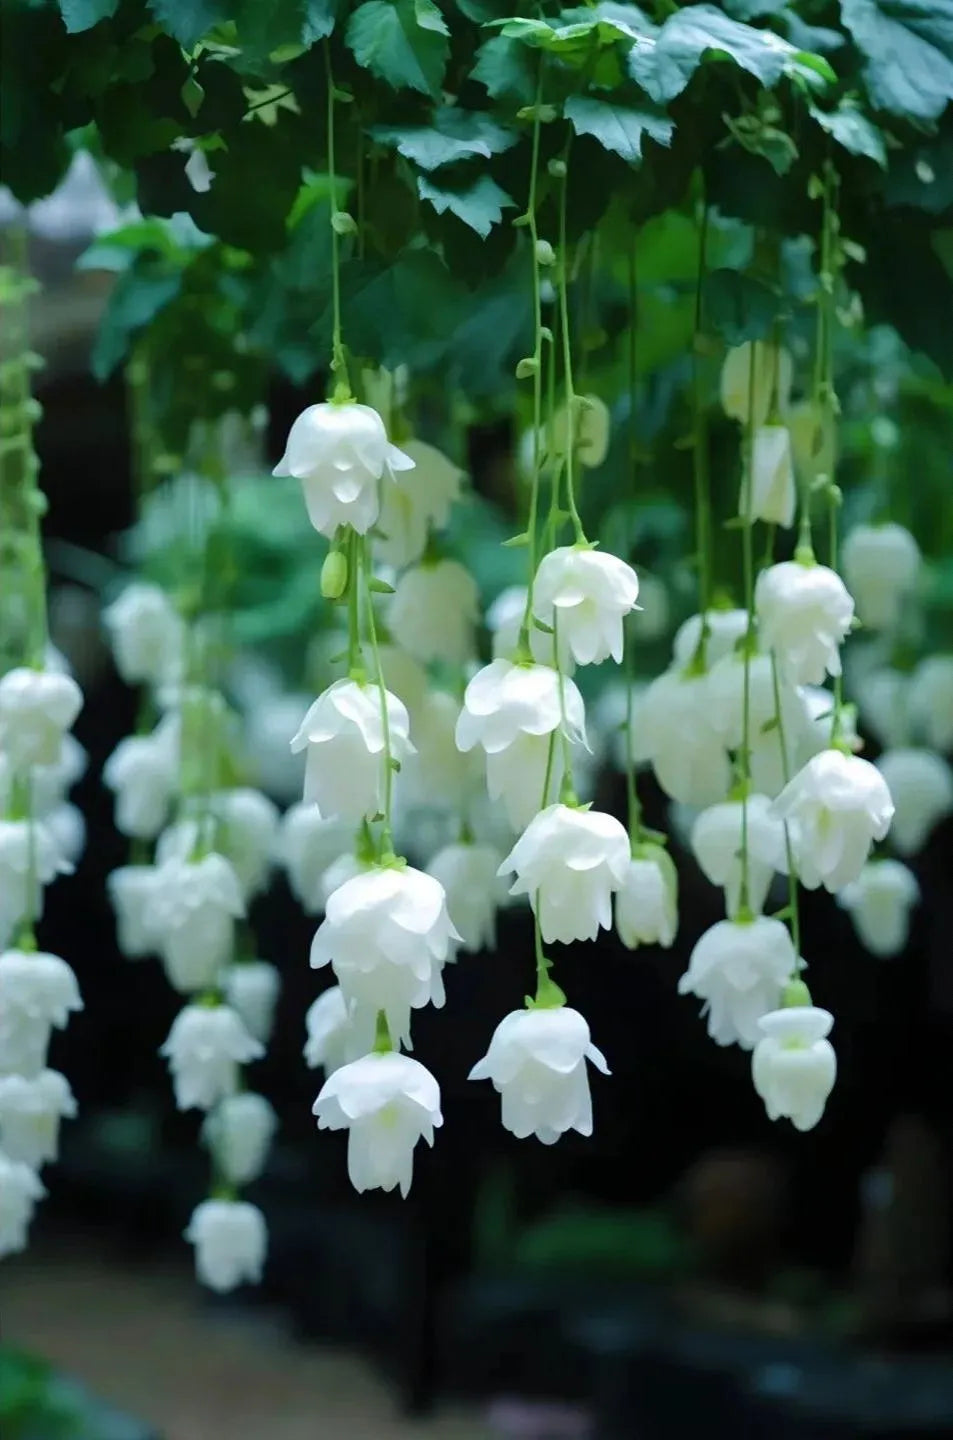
[374,439,463,567]
[614,845,678,949]
[103,726,178,839]
[310,864,460,1047]
[314,1051,442,1198]
[691,794,785,917]
[147,853,245,993]
[853,668,912,750]
[720,340,792,428]
[0,1069,76,1168]
[841,524,920,631]
[214,788,279,899]
[637,669,731,808]
[202,1093,277,1187]
[455,660,587,829]
[243,691,309,805]
[27,734,87,816]
[875,748,953,856]
[0,820,71,948]
[837,859,920,957]
[672,609,750,669]
[799,684,859,759]
[388,559,479,666]
[401,690,483,815]
[908,655,953,752]
[532,546,640,667]
[488,584,571,667]
[772,750,895,892]
[374,644,429,723]
[108,865,161,958]
[290,678,415,821]
[469,1005,609,1145]
[185,1199,267,1292]
[319,852,373,909]
[0,950,82,1078]
[44,804,86,869]
[0,1149,45,1258]
[678,916,796,1048]
[278,805,352,914]
[755,561,855,686]
[705,650,807,758]
[273,401,414,538]
[0,667,82,770]
[499,804,629,945]
[752,1006,836,1131]
[304,986,375,1074]
[546,393,611,468]
[741,425,796,528]
[160,1003,262,1110]
[589,682,648,774]
[223,961,281,1045]
[426,842,502,953]
[102,583,185,687]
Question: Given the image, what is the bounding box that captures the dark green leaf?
[303,0,342,41]
[92,270,182,380]
[189,117,305,251]
[147,1,228,49]
[808,98,887,169]
[346,0,450,95]
[58,0,118,33]
[564,95,672,164]
[369,107,517,170]
[314,250,467,370]
[470,35,536,102]
[418,173,516,236]
[886,128,953,214]
[841,0,953,124]
[703,268,781,344]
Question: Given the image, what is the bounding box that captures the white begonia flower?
[487,584,572,669]
[273,401,414,538]
[672,609,750,669]
[160,1003,263,1111]
[614,844,678,949]
[374,439,463,568]
[0,1069,76,1168]
[532,546,640,667]
[401,690,484,816]
[147,853,245,994]
[102,582,185,687]
[388,559,479,667]
[741,425,796,528]
[837,859,920,958]
[0,667,82,770]
[304,986,376,1075]
[223,961,281,1045]
[720,340,792,428]
[278,805,352,914]
[310,863,460,1048]
[213,787,279,899]
[0,820,72,949]
[908,655,953,753]
[455,660,587,830]
[314,1051,443,1198]
[107,866,161,958]
[426,842,503,953]
[185,1199,267,1292]
[853,668,912,751]
[0,1150,46,1258]
[637,669,732,808]
[752,1006,836,1132]
[290,678,415,822]
[26,734,87,816]
[691,794,785,917]
[469,1005,609,1145]
[771,749,895,892]
[202,1092,277,1187]
[678,916,796,1048]
[0,950,82,1078]
[841,524,920,631]
[875,748,953,856]
[102,727,178,840]
[755,560,855,686]
[499,804,630,946]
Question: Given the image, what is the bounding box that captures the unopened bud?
[321,550,349,600]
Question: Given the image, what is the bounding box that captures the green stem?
[517,64,547,657]
[737,342,758,914]
[540,730,558,812]
[624,633,642,847]
[690,197,713,658]
[373,1009,393,1053]
[324,42,351,399]
[361,537,395,854]
[769,651,801,962]
[346,528,363,672]
[556,142,587,546]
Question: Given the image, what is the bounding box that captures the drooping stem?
[360,537,395,855]
[770,651,801,962]
[324,41,352,399]
[737,342,758,916]
[690,197,713,659]
[517,65,547,656]
[556,142,586,546]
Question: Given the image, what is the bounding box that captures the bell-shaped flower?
[614,844,678,949]
[637,669,732,808]
[319,852,374,909]
[772,750,895,892]
[314,1051,442,1198]
[202,1092,277,1187]
[841,523,920,632]
[755,560,855,686]
[0,1068,76,1168]
[374,439,462,567]
[147,852,245,993]
[678,916,796,1048]
[278,805,352,915]
[374,644,429,724]
[705,649,807,760]
[499,804,629,945]
[22,734,87,817]
[185,1198,267,1293]
[44,804,85,871]
[488,584,572,668]
[107,865,161,958]
[691,794,785,917]
[160,1003,262,1111]
[388,559,479,666]
[455,660,587,829]
[740,425,796,528]
[720,340,792,428]
[214,788,279,899]
[799,685,859,760]
[752,1006,836,1131]
[103,725,178,840]
[426,842,503,953]
[223,960,281,1045]
[0,950,82,1078]
[0,820,71,949]
[401,690,484,815]
[908,655,953,753]
[874,748,953,856]
[532,546,640,667]
[290,678,414,822]
[102,582,185,687]
[0,1150,45,1259]
[0,666,82,770]
[853,667,912,751]
[672,609,750,669]
[304,985,376,1075]
[469,1005,609,1145]
[837,859,920,958]
[273,401,414,538]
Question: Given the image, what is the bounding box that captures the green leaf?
[418,173,516,237]
[703,268,781,344]
[563,95,673,164]
[489,13,638,61]
[841,0,953,124]
[303,0,342,41]
[190,117,305,251]
[92,269,182,380]
[346,0,450,95]
[470,35,536,102]
[146,1,228,49]
[886,127,953,214]
[370,107,517,170]
[314,251,468,371]
[58,0,118,32]
[808,98,887,169]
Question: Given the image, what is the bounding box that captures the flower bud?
[321,549,349,600]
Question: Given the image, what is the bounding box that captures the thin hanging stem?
[556,141,586,546]
[324,41,351,398]
[690,198,713,664]
[361,537,395,856]
[737,342,758,915]
[770,652,802,962]
[517,64,547,656]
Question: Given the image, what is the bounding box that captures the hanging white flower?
[185,1198,267,1292]
[290,678,415,821]
[772,750,895,891]
[304,986,376,1075]
[614,844,678,949]
[0,666,83,770]
[107,865,161,958]
[102,582,185,687]
[202,1092,277,1187]
[27,734,87,817]
[637,669,732,808]
[546,393,611,469]
[273,401,414,538]
[720,340,792,427]
[705,650,808,762]
[853,668,912,751]
[841,524,920,632]
[755,560,855,686]
[741,425,796,528]
[277,805,351,915]
[588,682,648,774]
[908,655,953,753]
[373,644,430,724]
[837,859,920,958]
[313,1051,443,1198]
[147,852,245,994]
[488,584,571,668]
[0,950,82,1078]
[401,690,484,815]
[874,748,953,856]
[44,804,86,870]
[672,609,750,669]
[103,727,178,840]
[469,1005,609,1144]
[678,916,796,1048]
[752,1006,836,1131]
[319,851,374,909]
[387,559,479,667]
[799,684,859,759]
[0,820,72,949]
[209,788,279,900]
[223,960,281,1045]
[499,804,630,945]
[0,1069,76,1168]
[0,1149,46,1258]
[374,439,463,568]
[532,546,640,667]
[243,691,309,805]
[426,842,503,953]
[160,1003,263,1111]
[690,794,785,917]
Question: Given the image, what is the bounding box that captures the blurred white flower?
[148,853,245,993]
[0,950,82,1078]
[202,1093,277,1187]
[691,794,785,916]
[0,1069,76,1168]
[638,669,731,808]
[401,690,483,815]
[875,748,953,855]
[102,583,185,688]
[0,667,82,770]
[388,559,479,666]
[720,341,792,428]
[741,425,795,528]
[908,655,953,752]
[278,804,352,914]
[304,986,375,1075]
[0,1149,45,1259]
[0,821,72,949]
[108,865,161,958]
[160,1003,262,1110]
[103,724,178,840]
[426,842,502,953]
[186,1199,267,1292]
[837,859,920,957]
[223,961,281,1045]
[374,439,463,567]
[672,609,749,669]
[841,524,920,631]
